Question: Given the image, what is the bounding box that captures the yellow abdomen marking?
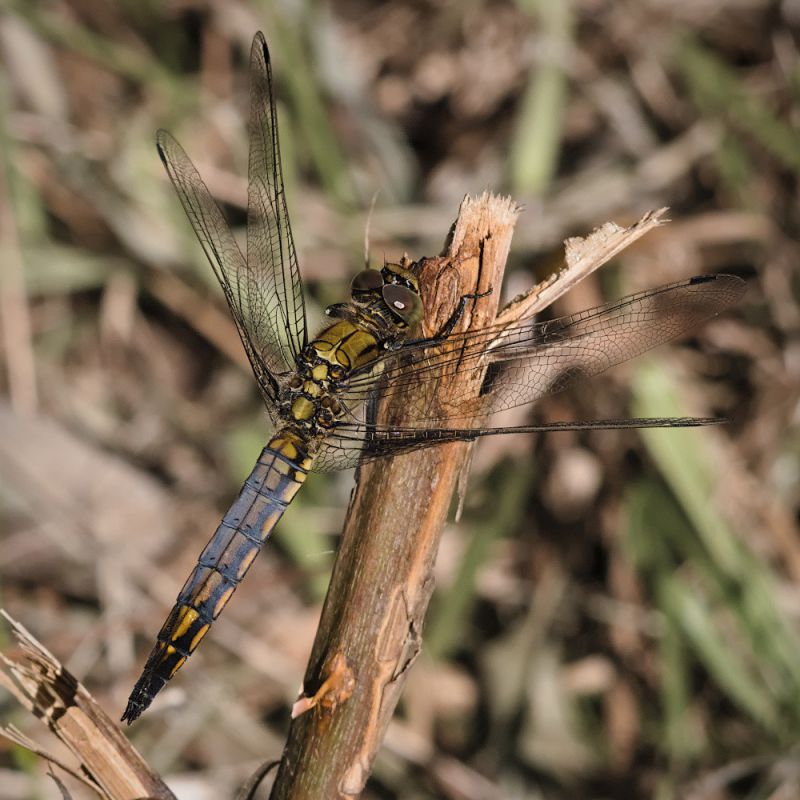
[190,624,210,652]
[272,436,299,460]
[172,606,199,640]
[214,586,235,619]
[169,656,187,677]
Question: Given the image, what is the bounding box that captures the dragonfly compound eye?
[351,269,384,299]
[382,283,422,326]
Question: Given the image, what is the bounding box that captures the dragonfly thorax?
[278,355,344,435]
[278,265,423,436]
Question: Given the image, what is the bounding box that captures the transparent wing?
[312,274,744,470]
[314,415,725,472]
[246,32,307,371]
[155,32,308,407]
[336,274,745,423]
[156,130,281,406]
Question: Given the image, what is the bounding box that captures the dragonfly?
[121,31,745,724]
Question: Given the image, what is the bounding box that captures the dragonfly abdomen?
[121,431,313,723]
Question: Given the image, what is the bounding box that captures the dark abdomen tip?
[121,666,167,724]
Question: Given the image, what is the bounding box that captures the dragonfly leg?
[396,288,492,350]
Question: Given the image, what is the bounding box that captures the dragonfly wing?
[336,274,745,426]
[313,413,725,471]
[314,437,365,472]
[157,130,281,406]
[246,32,307,371]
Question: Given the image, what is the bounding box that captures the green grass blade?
[510,0,573,195]
[426,463,533,660]
[676,37,800,174]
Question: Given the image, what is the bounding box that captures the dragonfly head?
[350,262,423,328]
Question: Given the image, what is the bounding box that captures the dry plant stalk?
[268,197,668,798]
[0,611,175,800]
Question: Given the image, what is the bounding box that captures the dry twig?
[0,611,174,800]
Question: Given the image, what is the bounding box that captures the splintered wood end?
[0,610,175,800]
[496,207,671,327]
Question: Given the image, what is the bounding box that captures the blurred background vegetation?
[0,1,798,798]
